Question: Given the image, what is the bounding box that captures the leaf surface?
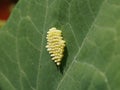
[0,0,120,90]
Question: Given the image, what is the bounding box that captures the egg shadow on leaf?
[57,47,68,74]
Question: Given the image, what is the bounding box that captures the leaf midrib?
[36,0,49,90]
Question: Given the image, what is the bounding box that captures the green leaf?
[0,0,120,90]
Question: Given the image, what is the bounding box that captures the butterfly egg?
[46,27,65,66]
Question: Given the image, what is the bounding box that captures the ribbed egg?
[46,27,65,66]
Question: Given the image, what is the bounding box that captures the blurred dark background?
[0,0,18,21]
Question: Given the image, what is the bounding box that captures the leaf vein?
[36,0,49,90]
[0,72,16,90]
[57,0,107,89]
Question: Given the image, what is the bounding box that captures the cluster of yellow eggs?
[46,27,65,66]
